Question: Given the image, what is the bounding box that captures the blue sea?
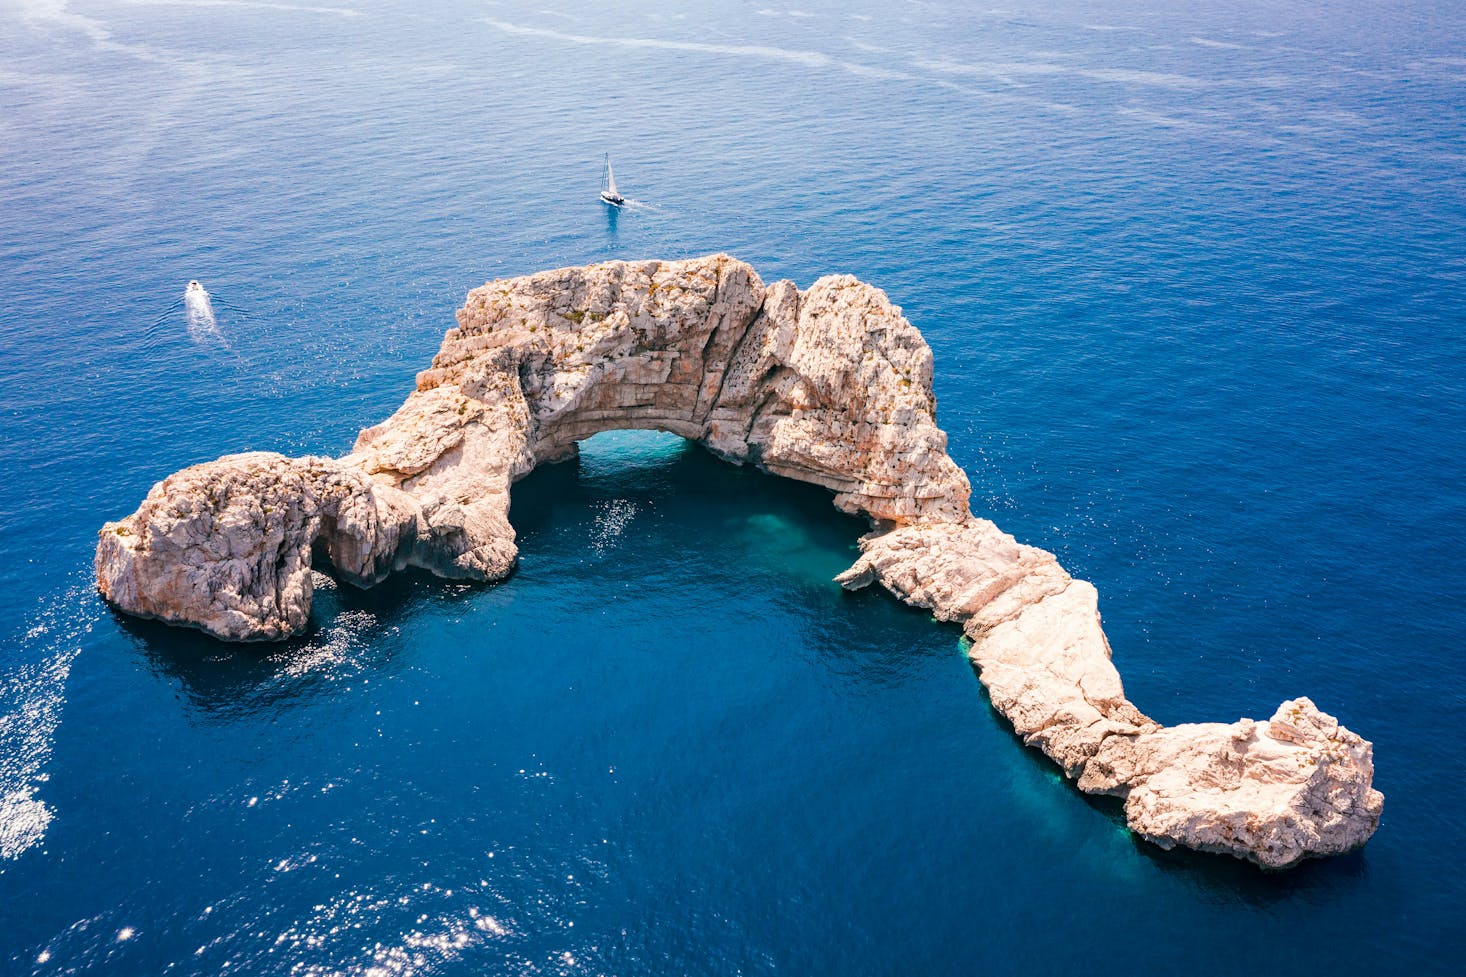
[2,0,1464,973]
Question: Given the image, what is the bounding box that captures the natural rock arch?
[95,255,1381,869]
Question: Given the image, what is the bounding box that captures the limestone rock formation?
[96,452,420,641]
[836,520,1382,868]
[1083,698,1384,869]
[95,254,1382,868]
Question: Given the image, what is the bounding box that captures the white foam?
[0,580,98,860]
[14,0,178,64]
[914,55,1205,90]
[118,0,361,17]
[184,282,222,343]
[1189,36,1249,51]
[478,20,1083,123]
[1116,106,1205,130]
[481,18,915,82]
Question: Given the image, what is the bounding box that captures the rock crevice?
[95,254,1381,868]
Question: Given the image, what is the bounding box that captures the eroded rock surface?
[836,520,1382,868]
[1084,698,1384,869]
[96,254,1381,867]
[96,452,420,641]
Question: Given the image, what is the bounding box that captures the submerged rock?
[95,254,1382,867]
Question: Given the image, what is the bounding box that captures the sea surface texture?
[2,0,1464,973]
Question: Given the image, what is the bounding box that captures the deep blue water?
[2,0,1464,972]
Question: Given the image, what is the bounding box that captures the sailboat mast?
[599,152,624,205]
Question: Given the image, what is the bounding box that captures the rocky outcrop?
[95,254,1381,868]
[95,453,421,641]
[836,519,1382,868]
[1082,698,1383,868]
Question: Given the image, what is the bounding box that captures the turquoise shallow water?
[2,0,1465,973]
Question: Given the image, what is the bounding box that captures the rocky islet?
[95,255,1382,869]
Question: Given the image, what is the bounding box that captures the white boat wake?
[184,280,225,345]
[141,280,251,359]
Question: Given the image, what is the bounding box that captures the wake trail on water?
[0,574,100,861]
[149,299,183,326]
[621,197,806,225]
[184,281,225,345]
[140,282,256,370]
[607,198,812,266]
[140,299,184,351]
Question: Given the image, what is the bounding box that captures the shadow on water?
[1124,822,1372,905]
[112,566,480,715]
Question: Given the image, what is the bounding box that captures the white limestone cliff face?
[95,254,1381,868]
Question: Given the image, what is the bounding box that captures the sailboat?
[600,153,625,206]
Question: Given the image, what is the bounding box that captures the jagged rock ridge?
[95,255,1382,869]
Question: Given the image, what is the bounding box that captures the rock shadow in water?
[111,567,464,715]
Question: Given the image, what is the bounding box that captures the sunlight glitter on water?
[588,499,638,555]
[275,609,380,681]
[0,581,97,861]
[276,881,513,977]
